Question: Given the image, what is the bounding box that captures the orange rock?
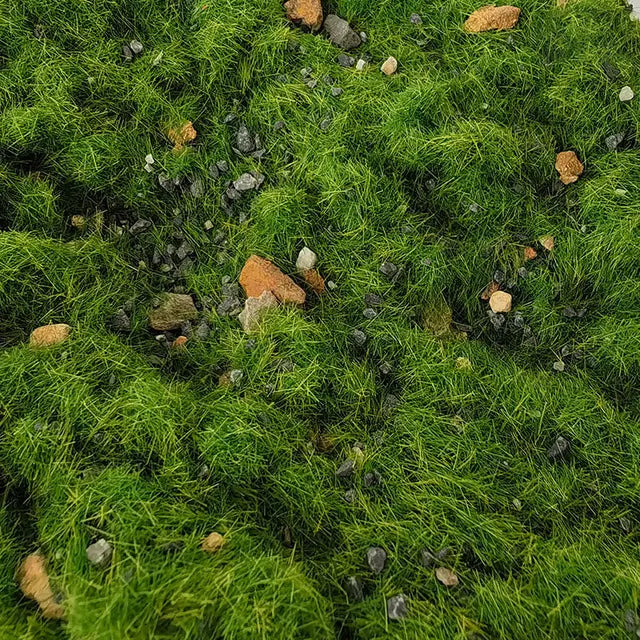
[17,553,65,620]
[239,255,306,305]
[29,324,71,348]
[284,0,323,30]
[555,151,583,185]
[524,246,538,261]
[303,268,325,294]
[201,532,225,553]
[464,5,521,32]
[480,280,500,301]
[172,335,188,348]
[539,235,555,251]
[168,121,197,152]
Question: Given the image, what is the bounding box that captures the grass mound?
[1,0,640,638]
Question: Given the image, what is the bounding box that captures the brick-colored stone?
[239,255,306,305]
[464,5,521,32]
[555,151,583,185]
[284,0,323,30]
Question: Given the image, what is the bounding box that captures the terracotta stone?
[17,553,65,620]
[555,151,583,185]
[201,532,225,553]
[148,293,198,331]
[524,246,538,261]
[172,335,188,348]
[284,0,323,30]
[29,324,71,348]
[464,5,521,32]
[168,121,197,152]
[303,268,325,293]
[489,290,512,313]
[239,255,306,305]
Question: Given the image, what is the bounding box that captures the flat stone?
[464,5,521,32]
[233,173,258,192]
[379,261,398,278]
[30,324,71,348]
[324,14,361,50]
[381,56,398,75]
[355,59,367,71]
[489,290,512,313]
[548,436,570,461]
[129,219,151,235]
[129,40,143,54]
[86,539,112,568]
[148,293,197,331]
[345,576,363,602]
[620,85,635,102]
[216,160,228,173]
[363,308,377,319]
[363,470,381,487]
[296,246,317,271]
[238,290,279,333]
[331,87,343,97]
[364,293,384,307]
[366,546,387,574]
[421,549,439,568]
[337,54,355,67]
[435,566,459,587]
[122,44,133,61]
[239,255,306,305]
[336,459,355,478]
[387,594,408,620]
[555,151,584,185]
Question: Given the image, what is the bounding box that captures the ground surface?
[1,1,640,638]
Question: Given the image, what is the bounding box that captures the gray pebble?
[109,308,131,333]
[216,160,228,173]
[300,67,312,78]
[379,361,393,375]
[87,539,113,567]
[226,186,242,201]
[605,132,625,151]
[366,546,387,574]
[364,293,383,307]
[336,459,355,478]
[320,118,331,130]
[620,516,632,533]
[359,31,367,43]
[331,87,343,97]
[487,310,505,330]
[345,576,364,602]
[129,40,143,54]
[553,360,565,372]
[363,308,377,319]
[363,470,380,487]
[129,219,151,235]
[122,44,133,61]
[337,54,356,67]
[410,13,423,24]
[234,173,259,192]
[379,261,398,278]
[223,112,236,124]
[306,79,318,89]
[420,549,438,568]
[327,280,338,290]
[236,124,255,155]
[274,120,285,131]
[323,75,335,85]
[548,436,570,461]
[343,489,357,503]
[387,594,408,621]
[229,369,243,384]
[324,14,362,50]
[517,266,528,279]
[352,329,367,346]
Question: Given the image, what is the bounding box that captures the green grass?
[1,0,640,637]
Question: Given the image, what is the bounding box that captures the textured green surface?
[1,0,639,637]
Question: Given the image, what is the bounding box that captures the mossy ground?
[1,0,640,638]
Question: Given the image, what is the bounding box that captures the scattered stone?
[464,5,521,32]
[363,308,377,319]
[109,308,131,333]
[222,112,237,124]
[233,173,259,192]
[625,609,639,633]
[337,54,356,67]
[129,219,152,235]
[552,360,565,372]
[487,310,506,330]
[236,123,255,155]
[327,280,338,290]
[379,361,393,375]
[489,290,512,313]
[381,56,398,76]
[319,117,331,131]
[194,320,210,340]
[86,539,113,568]
[555,151,584,185]
[168,121,197,152]
[190,179,204,198]
[619,86,635,102]
[435,566,459,587]
[331,87,343,97]
[421,549,439,568]
[239,255,306,305]
[71,214,86,229]
[17,553,65,620]
[216,160,228,173]
[306,79,318,89]
[323,74,335,85]
[539,235,555,251]
[605,132,625,151]
[481,281,500,301]
[602,61,621,82]
[410,13,423,24]
[366,546,387,574]
[547,436,570,461]
[204,219,214,231]
[620,516,632,533]
[122,44,133,61]
[296,247,318,271]
[517,266,528,279]
[363,470,381,487]
[343,489,357,503]
[172,335,188,349]
[336,459,355,478]
[379,261,398,278]
[201,532,225,553]
[359,31,367,43]
[364,293,384,307]
[274,120,286,131]
[352,329,367,346]
[238,290,279,333]
[524,246,538,261]
[303,269,325,293]
[324,14,361,50]
[29,324,71,348]
[387,594,408,620]
[355,58,367,71]
[345,576,364,602]
[148,293,197,331]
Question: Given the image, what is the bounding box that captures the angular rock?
[296,246,317,271]
[387,594,408,620]
[605,132,625,151]
[109,308,131,333]
[345,576,364,602]
[201,532,225,553]
[363,470,381,487]
[168,121,196,152]
[366,546,387,574]
[464,5,521,32]
[381,56,398,76]
[324,14,361,50]
[239,255,306,305]
[18,553,65,619]
[363,308,377,319]
[233,173,259,192]
[337,53,355,67]
[435,566,459,587]
[355,59,367,71]
[29,324,71,348]
[129,219,152,235]
[331,86,343,97]
[236,124,255,154]
[336,459,355,478]
[379,261,398,279]
[364,293,384,307]
[238,290,279,333]
[352,329,367,346]
[148,293,197,330]
[410,13,423,24]
[620,86,635,102]
[129,40,143,54]
[524,246,538,261]
[548,436,570,461]
[555,151,584,185]
[86,539,112,568]
[421,549,439,568]
[489,290,512,313]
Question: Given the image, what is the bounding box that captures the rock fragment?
[381,57,398,75]
[17,553,65,619]
[233,173,259,192]
[387,594,408,620]
[410,13,423,24]
[620,86,635,102]
[489,290,512,313]
[324,14,361,50]
[238,290,279,333]
[336,459,355,478]
[435,566,459,587]
[303,269,325,293]
[284,0,323,30]
[345,576,364,602]
[605,132,625,151]
[109,308,131,333]
[168,121,196,152]
[86,539,113,568]
[239,255,306,305]
[201,532,225,553]
[235,123,255,155]
[555,151,584,185]
[548,436,570,461]
[148,294,198,330]
[464,5,521,32]
[366,546,387,574]
[296,247,317,271]
[337,54,355,67]
[29,324,71,348]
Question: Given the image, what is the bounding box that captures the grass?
[0,0,640,637]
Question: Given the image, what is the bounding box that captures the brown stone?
[201,532,225,553]
[303,268,325,294]
[284,0,323,30]
[555,151,583,185]
[539,235,555,251]
[148,293,198,331]
[489,290,512,313]
[524,246,538,261]
[239,255,306,305]
[168,121,197,152]
[381,56,398,76]
[17,553,65,620]
[29,324,71,348]
[480,280,500,301]
[464,5,521,32]
[435,566,459,587]
[172,335,188,348]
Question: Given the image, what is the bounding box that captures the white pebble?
[355,59,367,71]
[145,153,155,165]
[619,86,635,102]
[296,246,317,271]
